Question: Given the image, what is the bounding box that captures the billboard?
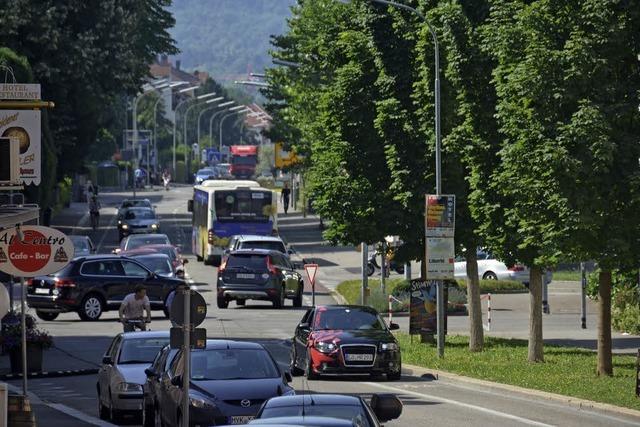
[0,110,41,185]
[409,279,447,335]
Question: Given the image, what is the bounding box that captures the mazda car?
[151,339,294,426]
[290,305,401,380]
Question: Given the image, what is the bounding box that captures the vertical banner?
[0,110,41,185]
[425,195,456,280]
[409,279,448,335]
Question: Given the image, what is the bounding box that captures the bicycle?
[122,318,150,333]
[90,211,99,230]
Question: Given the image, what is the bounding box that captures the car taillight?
[509,265,525,272]
[266,256,278,274]
[208,229,214,244]
[54,278,76,288]
[26,279,33,287]
[218,258,227,274]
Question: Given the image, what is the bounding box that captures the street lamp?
[170,85,202,173]
[182,93,217,179]
[208,101,236,147]
[196,97,225,147]
[340,0,443,356]
[219,106,250,153]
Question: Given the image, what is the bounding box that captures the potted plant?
[1,312,53,373]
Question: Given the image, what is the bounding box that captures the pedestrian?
[88,195,101,230]
[165,283,189,327]
[85,180,95,202]
[281,182,291,215]
[119,284,151,332]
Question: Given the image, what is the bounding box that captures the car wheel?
[97,389,109,420]
[387,364,402,381]
[78,294,104,321]
[305,351,319,380]
[236,299,246,306]
[142,399,154,427]
[272,286,285,309]
[292,284,303,307]
[35,311,59,321]
[483,271,498,280]
[289,347,304,376]
[108,390,121,423]
[217,297,229,309]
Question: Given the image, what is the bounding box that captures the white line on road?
[363,381,556,427]
[48,403,118,427]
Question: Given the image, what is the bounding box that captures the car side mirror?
[389,322,400,331]
[284,372,292,383]
[113,248,121,255]
[298,322,309,330]
[171,375,182,387]
[287,248,294,255]
[145,368,157,378]
[370,394,403,422]
[102,355,113,365]
[187,200,193,213]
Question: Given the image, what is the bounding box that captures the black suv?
[217,249,303,309]
[27,255,184,321]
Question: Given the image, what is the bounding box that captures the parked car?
[150,339,294,427]
[128,253,179,279]
[118,234,171,252]
[454,250,529,283]
[194,167,220,185]
[290,305,401,380]
[249,394,403,427]
[217,249,304,309]
[117,207,161,240]
[225,235,290,256]
[97,331,170,423]
[26,255,184,320]
[141,345,178,427]
[69,235,96,257]
[117,198,155,214]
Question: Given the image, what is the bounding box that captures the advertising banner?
[426,237,455,280]
[0,226,74,277]
[0,110,41,185]
[409,279,447,335]
[425,194,455,238]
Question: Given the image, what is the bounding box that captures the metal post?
[580,262,587,329]
[404,262,411,281]
[182,288,190,427]
[151,97,163,189]
[20,277,27,396]
[361,243,368,306]
[380,241,387,294]
[132,99,138,199]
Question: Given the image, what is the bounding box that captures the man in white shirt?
[119,285,151,332]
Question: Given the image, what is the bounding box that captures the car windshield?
[314,308,385,331]
[135,256,173,275]
[190,348,280,380]
[125,235,169,250]
[260,405,372,427]
[122,200,150,209]
[239,241,286,253]
[226,254,267,271]
[119,337,170,364]
[71,238,89,251]
[124,209,155,220]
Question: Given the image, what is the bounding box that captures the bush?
[456,279,527,294]
[586,269,640,334]
[0,311,53,351]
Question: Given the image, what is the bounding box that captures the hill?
[169,0,296,81]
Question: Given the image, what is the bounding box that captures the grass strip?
[552,270,582,281]
[397,334,640,411]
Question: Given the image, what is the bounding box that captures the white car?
[454,250,529,283]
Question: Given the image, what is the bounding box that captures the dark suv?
[217,249,303,309]
[27,255,185,321]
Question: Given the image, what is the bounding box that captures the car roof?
[193,340,266,351]
[263,395,362,408]
[249,416,354,426]
[233,235,284,243]
[121,330,170,340]
[229,249,282,256]
[74,255,128,262]
[126,233,169,240]
[127,253,170,260]
[315,305,380,314]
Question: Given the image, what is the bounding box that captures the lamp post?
[182,93,217,179]
[196,97,224,147]
[219,106,249,154]
[170,85,202,174]
[340,0,443,356]
[208,101,236,148]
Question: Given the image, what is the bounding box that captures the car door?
[147,347,169,407]
[294,309,313,365]
[161,350,184,425]
[119,260,165,304]
[98,335,121,404]
[80,260,128,306]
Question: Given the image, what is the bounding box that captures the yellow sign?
[275,142,303,168]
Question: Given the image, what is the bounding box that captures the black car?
[142,345,178,427]
[249,394,403,427]
[217,249,303,309]
[26,255,185,321]
[290,305,402,380]
[150,339,294,426]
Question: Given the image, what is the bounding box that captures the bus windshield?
[214,190,272,222]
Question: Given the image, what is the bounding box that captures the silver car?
[454,250,530,283]
[97,331,170,422]
[69,235,95,257]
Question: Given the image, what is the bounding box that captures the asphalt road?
[9,185,640,427]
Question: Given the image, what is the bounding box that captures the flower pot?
[9,343,44,374]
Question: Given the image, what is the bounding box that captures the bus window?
[214,190,272,222]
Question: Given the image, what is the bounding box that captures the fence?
[387,294,404,324]
[481,293,492,332]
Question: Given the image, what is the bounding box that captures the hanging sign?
[425,195,455,238]
[0,226,74,277]
[426,237,455,280]
[0,110,41,185]
[0,84,41,100]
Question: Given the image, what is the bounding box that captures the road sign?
[170,327,207,350]
[170,290,207,327]
[0,226,74,277]
[304,264,318,286]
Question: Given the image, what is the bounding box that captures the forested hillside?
[169,0,295,80]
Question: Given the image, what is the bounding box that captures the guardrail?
[481,293,492,331]
[387,294,404,324]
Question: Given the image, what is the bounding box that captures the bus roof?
[198,180,260,188]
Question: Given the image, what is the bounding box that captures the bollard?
[7,394,35,427]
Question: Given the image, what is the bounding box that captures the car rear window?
[227,254,268,271]
[119,337,170,364]
[239,241,286,253]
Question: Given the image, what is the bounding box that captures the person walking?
[281,182,291,215]
[119,285,152,332]
[88,194,101,230]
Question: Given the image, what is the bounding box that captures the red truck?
[229,145,258,179]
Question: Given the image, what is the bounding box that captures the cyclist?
[88,195,101,230]
[281,182,291,214]
[119,284,151,332]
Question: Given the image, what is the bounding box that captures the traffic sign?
[0,226,74,277]
[170,290,207,327]
[304,264,318,287]
[170,327,207,350]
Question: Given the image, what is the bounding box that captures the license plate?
[35,288,50,295]
[345,353,374,362]
[229,415,255,424]
[236,273,255,279]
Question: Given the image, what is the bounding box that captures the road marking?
[48,403,118,427]
[363,381,556,427]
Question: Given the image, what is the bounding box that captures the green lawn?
[397,334,640,411]
[455,279,527,294]
[552,270,582,281]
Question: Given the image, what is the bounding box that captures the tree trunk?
[466,250,483,352]
[597,270,613,376]
[528,265,544,362]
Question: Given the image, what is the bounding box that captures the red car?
[120,244,187,278]
[289,305,401,380]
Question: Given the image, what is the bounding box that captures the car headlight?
[121,224,129,230]
[314,341,337,354]
[190,396,215,409]
[116,382,142,392]
[117,220,122,225]
[381,342,399,351]
[151,224,159,230]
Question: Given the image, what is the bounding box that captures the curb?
[402,363,640,419]
[329,288,348,305]
[0,368,99,381]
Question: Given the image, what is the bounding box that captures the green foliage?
[455,279,527,294]
[396,334,640,410]
[587,269,640,334]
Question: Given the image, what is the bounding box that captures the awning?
[0,204,40,229]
